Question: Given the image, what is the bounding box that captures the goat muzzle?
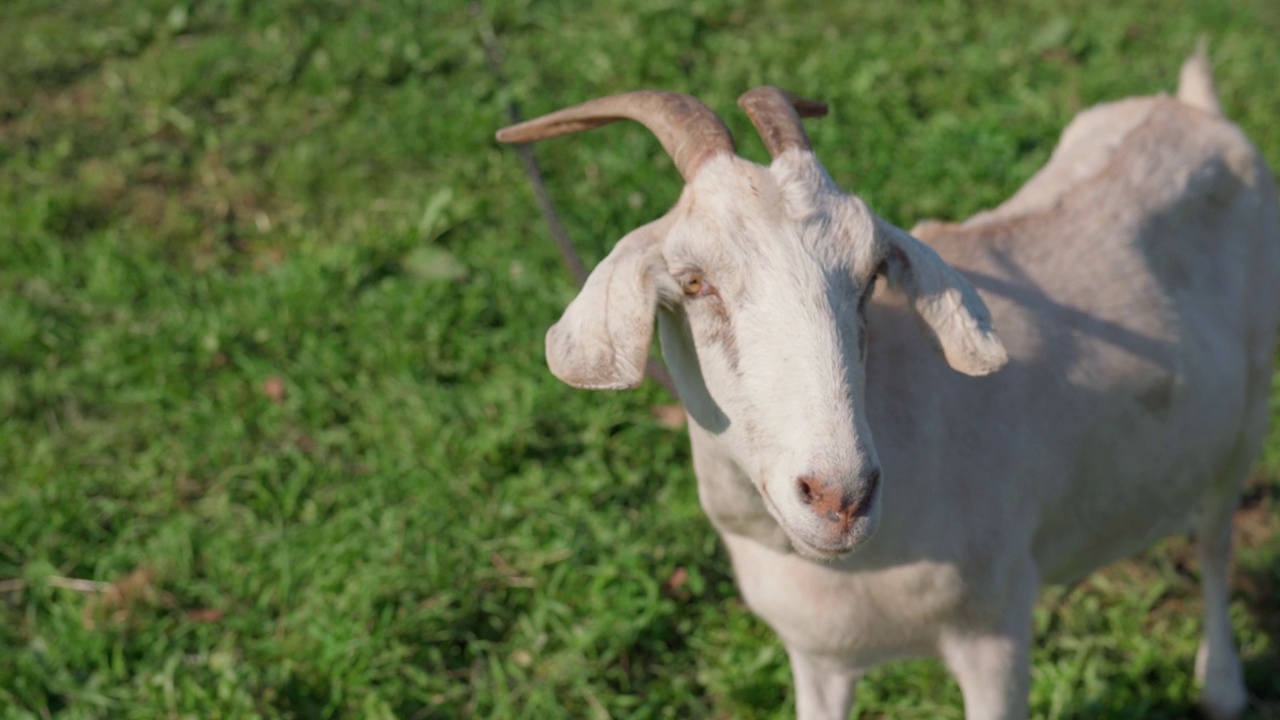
[795,467,880,540]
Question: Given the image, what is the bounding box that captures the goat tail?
[1178,37,1224,116]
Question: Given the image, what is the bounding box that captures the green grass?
[1,0,1278,718]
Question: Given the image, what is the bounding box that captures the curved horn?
[495,91,735,181]
[737,86,828,159]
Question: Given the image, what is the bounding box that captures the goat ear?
[546,222,665,390]
[877,221,1008,376]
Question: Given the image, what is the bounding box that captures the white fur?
[544,51,1279,719]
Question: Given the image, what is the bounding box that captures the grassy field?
[2,0,1279,718]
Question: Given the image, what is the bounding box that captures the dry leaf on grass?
[490,553,536,588]
[261,376,285,402]
[650,404,686,429]
[185,608,225,623]
[661,566,689,597]
[83,567,160,630]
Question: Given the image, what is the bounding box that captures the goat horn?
[737,86,828,159]
[496,91,736,182]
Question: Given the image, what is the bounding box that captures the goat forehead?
[664,217,824,301]
[664,200,791,273]
[670,213,878,293]
[667,197,823,266]
[665,155,882,282]
[770,150,885,271]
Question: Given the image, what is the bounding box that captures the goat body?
[498,48,1280,720]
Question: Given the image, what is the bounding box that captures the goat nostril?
[796,476,816,505]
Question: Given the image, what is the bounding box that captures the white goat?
[497,47,1280,720]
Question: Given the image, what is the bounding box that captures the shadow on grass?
[274,674,331,719]
[1237,479,1280,720]
[1060,478,1280,720]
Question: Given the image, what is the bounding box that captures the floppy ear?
[876,220,1008,376]
[546,220,666,390]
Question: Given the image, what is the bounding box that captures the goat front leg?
[786,647,861,720]
[938,574,1036,720]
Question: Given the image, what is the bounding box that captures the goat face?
[498,89,1007,559]
[657,153,888,559]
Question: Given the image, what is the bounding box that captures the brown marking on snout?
[681,271,739,372]
[855,277,877,360]
[796,470,879,534]
[707,323,740,372]
[700,298,741,373]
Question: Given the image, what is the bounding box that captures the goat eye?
[682,274,704,296]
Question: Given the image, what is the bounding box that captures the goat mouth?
[794,516,879,559]
[793,537,855,560]
[781,479,880,560]
[760,478,879,560]
[796,515,874,558]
